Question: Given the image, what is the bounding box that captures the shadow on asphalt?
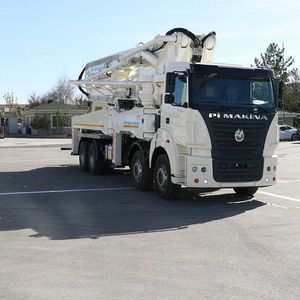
[0,166,265,240]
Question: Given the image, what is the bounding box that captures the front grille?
[210,120,267,159]
[200,112,274,183]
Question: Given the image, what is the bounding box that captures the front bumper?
[171,155,278,188]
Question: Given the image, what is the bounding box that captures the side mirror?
[164,94,174,104]
[165,73,176,94]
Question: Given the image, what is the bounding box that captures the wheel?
[88,142,105,175]
[233,187,258,197]
[291,134,296,141]
[131,150,153,190]
[154,154,181,200]
[79,140,90,171]
[0,133,4,139]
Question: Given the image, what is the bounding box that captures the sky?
[0,0,299,103]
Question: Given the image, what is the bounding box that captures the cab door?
[162,72,188,145]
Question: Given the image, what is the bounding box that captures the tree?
[44,77,75,104]
[73,94,90,108]
[253,43,300,114]
[30,114,50,130]
[56,110,71,128]
[3,92,16,105]
[284,68,300,113]
[27,77,76,107]
[3,92,21,115]
[28,92,46,108]
[27,76,89,110]
[253,43,294,82]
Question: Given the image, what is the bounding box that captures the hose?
[166,27,200,47]
[151,27,200,52]
[199,31,216,47]
[78,67,89,97]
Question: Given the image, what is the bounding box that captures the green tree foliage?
[284,69,300,113]
[253,43,294,82]
[30,114,50,129]
[253,43,300,113]
[56,110,71,128]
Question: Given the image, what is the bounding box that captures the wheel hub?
[156,165,168,191]
[133,159,143,183]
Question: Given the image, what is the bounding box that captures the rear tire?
[131,150,153,190]
[291,134,296,141]
[79,140,90,171]
[154,154,181,200]
[234,187,258,197]
[88,142,105,175]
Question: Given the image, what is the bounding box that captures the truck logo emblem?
[208,113,268,120]
[235,129,244,142]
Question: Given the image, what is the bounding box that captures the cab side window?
[173,75,187,106]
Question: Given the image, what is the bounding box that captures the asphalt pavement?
[0,138,299,299]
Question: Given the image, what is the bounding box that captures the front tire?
[154,154,180,200]
[291,134,296,141]
[131,151,153,190]
[234,187,258,197]
[88,142,106,175]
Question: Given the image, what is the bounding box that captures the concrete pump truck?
[70,28,279,199]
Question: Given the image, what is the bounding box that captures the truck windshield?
[189,73,275,109]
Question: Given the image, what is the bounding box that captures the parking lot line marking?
[0,159,77,163]
[277,179,300,183]
[258,191,300,203]
[0,187,134,196]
